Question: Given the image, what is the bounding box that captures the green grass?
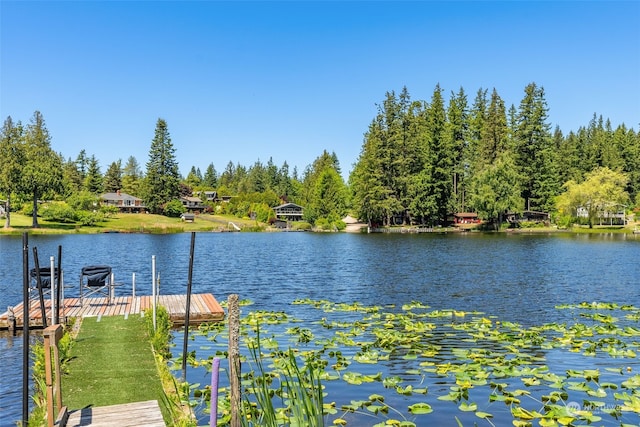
[62,315,166,411]
[0,212,263,234]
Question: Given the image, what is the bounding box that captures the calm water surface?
[1,232,639,426]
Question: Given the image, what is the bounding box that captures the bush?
[291,221,312,231]
[40,202,76,223]
[67,191,100,211]
[163,199,186,218]
[75,210,104,226]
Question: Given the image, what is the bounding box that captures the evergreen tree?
[143,118,180,214]
[307,167,348,223]
[219,161,235,191]
[84,155,103,194]
[424,84,451,224]
[514,83,556,211]
[0,116,25,228]
[185,166,203,188]
[275,161,294,200]
[20,111,63,227]
[62,156,83,196]
[122,156,142,196]
[350,118,401,226]
[203,163,218,188]
[446,88,469,213]
[480,88,508,164]
[76,149,89,184]
[103,159,122,193]
[247,160,267,193]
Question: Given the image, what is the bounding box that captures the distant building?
[180,196,205,213]
[453,212,481,224]
[100,191,146,213]
[273,203,304,221]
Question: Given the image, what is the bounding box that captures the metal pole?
[152,255,156,331]
[210,357,220,427]
[132,273,136,299]
[182,232,196,380]
[22,232,29,426]
[56,246,62,324]
[49,256,55,326]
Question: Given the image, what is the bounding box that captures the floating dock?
[0,293,225,330]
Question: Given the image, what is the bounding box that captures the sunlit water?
[1,232,639,426]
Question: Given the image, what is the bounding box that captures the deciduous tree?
[556,167,629,228]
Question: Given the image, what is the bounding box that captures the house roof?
[274,203,304,210]
[454,212,478,218]
[181,196,203,202]
[101,192,142,202]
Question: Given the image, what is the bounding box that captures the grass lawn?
[62,316,167,415]
[0,212,263,234]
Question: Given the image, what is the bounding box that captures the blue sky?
[2,1,639,180]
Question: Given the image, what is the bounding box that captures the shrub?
[40,202,76,223]
[291,221,312,231]
[164,199,186,218]
[67,191,100,211]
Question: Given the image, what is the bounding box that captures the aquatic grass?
[240,328,325,427]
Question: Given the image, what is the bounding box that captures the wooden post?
[228,294,241,427]
[43,324,63,427]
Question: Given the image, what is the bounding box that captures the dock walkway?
[64,400,165,427]
[0,293,225,330]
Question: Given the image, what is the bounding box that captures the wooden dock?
[63,400,165,427]
[0,293,225,330]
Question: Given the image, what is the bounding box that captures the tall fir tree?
[122,156,142,196]
[20,111,63,227]
[203,163,218,188]
[446,88,469,213]
[84,155,104,194]
[514,82,557,211]
[0,116,25,228]
[424,83,451,224]
[143,118,180,214]
[62,157,83,196]
[103,160,123,193]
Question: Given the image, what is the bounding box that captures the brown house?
[100,191,146,213]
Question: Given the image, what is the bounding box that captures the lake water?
[1,231,639,426]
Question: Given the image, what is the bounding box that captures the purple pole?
[210,357,220,426]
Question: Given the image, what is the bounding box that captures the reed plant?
[241,330,324,427]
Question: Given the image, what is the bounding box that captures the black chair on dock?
[30,267,60,296]
[80,265,113,306]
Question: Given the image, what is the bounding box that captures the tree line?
[1,82,638,229]
[350,83,639,227]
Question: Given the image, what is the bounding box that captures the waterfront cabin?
[453,212,481,224]
[273,203,304,221]
[180,196,205,213]
[100,191,146,213]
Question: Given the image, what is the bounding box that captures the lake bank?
[1,211,638,235]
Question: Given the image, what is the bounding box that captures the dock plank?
[65,400,165,427]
